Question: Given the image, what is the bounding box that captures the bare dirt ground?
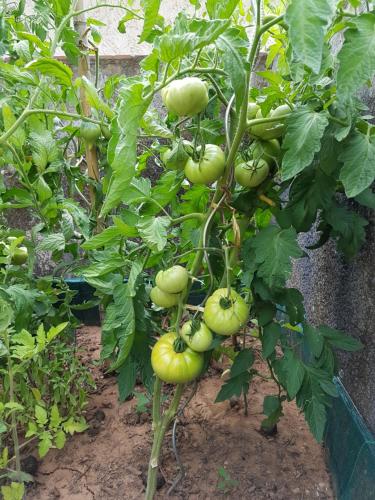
[28,326,333,500]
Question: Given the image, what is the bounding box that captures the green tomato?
[101,124,111,140]
[251,139,280,166]
[180,320,213,352]
[247,102,260,120]
[151,332,204,384]
[11,247,28,265]
[250,105,290,140]
[150,286,180,308]
[80,121,101,143]
[185,144,225,185]
[235,159,269,188]
[161,77,209,117]
[203,288,249,336]
[156,265,189,294]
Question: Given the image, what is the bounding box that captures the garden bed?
[28,327,333,499]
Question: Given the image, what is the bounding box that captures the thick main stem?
[4,330,21,475]
[145,383,184,500]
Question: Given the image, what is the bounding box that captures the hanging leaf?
[24,58,73,86]
[281,107,329,180]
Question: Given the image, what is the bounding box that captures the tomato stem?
[145,383,185,500]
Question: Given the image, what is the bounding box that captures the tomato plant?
[1,0,374,499]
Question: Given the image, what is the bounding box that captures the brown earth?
[28,326,334,500]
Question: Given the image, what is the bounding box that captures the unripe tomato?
[101,124,111,140]
[181,320,213,352]
[203,288,249,336]
[251,139,280,166]
[79,121,101,143]
[235,159,269,188]
[156,265,189,294]
[247,102,260,120]
[151,332,204,383]
[161,77,209,117]
[250,104,290,140]
[11,246,28,265]
[185,144,225,185]
[150,286,180,308]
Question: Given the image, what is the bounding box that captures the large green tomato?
[150,286,180,308]
[235,159,269,188]
[161,77,209,117]
[80,122,101,143]
[11,247,28,265]
[251,139,280,166]
[250,105,290,140]
[155,265,189,294]
[184,144,225,185]
[203,288,249,336]
[180,320,213,352]
[151,332,204,383]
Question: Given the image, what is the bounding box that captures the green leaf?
[54,430,66,449]
[137,216,170,252]
[108,292,135,372]
[217,28,249,112]
[339,131,375,198]
[36,233,65,253]
[50,405,61,428]
[30,130,59,171]
[250,226,304,288]
[156,19,229,62]
[101,82,151,216]
[304,397,327,442]
[63,417,88,435]
[123,177,151,204]
[187,118,225,145]
[2,103,26,148]
[143,171,183,214]
[355,187,375,209]
[262,322,281,358]
[303,324,324,358]
[281,108,329,180]
[280,167,335,232]
[140,0,162,42]
[81,254,125,279]
[206,0,240,19]
[0,299,13,330]
[46,322,68,342]
[262,395,283,430]
[141,108,173,139]
[337,14,375,100]
[277,350,305,399]
[35,405,48,426]
[38,432,53,458]
[117,359,137,401]
[230,349,254,377]
[75,76,114,119]
[215,371,251,403]
[285,0,335,73]
[1,482,25,500]
[82,226,122,250]
[25,58,73,86]
[319,326,363,351]
[323,204,368,259]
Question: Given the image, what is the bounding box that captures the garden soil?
[28,326,334,500]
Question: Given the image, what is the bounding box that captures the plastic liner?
[325,377,375,500]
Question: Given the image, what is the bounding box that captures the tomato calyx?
[219,296,233,310]
[189,318,201,337]
[173,336,187,353]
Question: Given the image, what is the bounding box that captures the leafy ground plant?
[1,0,374,499]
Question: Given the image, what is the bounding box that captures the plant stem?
[4,329,21,476]
[170,213,205,225]
[145,384,184,500]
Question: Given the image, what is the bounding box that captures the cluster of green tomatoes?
[160,76,287,187]
[148,76,289,384]
[150,266,249,384]
[0,236,28,266]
